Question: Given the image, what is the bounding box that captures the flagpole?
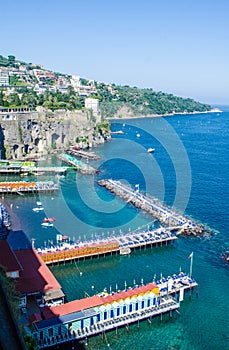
[189,252,193,278]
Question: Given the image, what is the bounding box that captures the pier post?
[170,309,172,318]
[126,324,129,332]
[160,313,163,322]
[116,327,118,336]
[137,319,140,329]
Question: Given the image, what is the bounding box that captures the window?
[48,328,53,337]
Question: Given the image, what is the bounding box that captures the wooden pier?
[38,297,179,348]
[0,165,68,175]
[98,179,206,236]
[35,271,198,349]
[37,228,177,265]
[66,147,100,160]
[58,153,98,175]
[0,181,59,194]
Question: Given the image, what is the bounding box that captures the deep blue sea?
[6,109,229,350]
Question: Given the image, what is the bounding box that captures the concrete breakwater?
[98,179,206,236]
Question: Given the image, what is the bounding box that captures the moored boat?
[41,222,54,228]
[32,207,44,212]
[147,148,155,153]
[43,217,56,223]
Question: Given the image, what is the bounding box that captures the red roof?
[14,249,61,294]
[46,295,103,318]
[0,240,22,272]
[43,282,159,319]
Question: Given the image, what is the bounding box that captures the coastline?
[107,108,222,121]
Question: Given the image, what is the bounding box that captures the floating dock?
[36,227,177,264]
[58,153,98,175]
[98,179,206,236]
[0,181,59,194]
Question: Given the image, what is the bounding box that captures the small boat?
[147,148,155,153]
[41,222,54,228]
[32,207,44,212]
[111,130,124,135]
[136,133,140,138]
[43,217,56,223]
[36,201,42,206]
[120,247,131,255]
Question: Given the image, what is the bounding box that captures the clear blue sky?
[1,0,229,105]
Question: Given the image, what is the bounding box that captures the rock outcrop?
[0,107,109,159]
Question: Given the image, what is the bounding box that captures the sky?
[1,0,229,105]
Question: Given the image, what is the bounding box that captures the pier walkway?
[98,179,205,235]
[38,297,179,348]
[67,148,100,160]
[0,164,67,175]
[0,181,59,194]
[58,153,98,175]
[36,227,177,265]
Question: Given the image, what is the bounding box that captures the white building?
[0,69,9,86]
[85,98,101,122]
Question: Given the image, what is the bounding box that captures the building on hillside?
[0,68,9,86]
[85,98,101,122]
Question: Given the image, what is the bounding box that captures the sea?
[5,108,229,350]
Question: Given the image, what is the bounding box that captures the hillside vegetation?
[0,54,211,118]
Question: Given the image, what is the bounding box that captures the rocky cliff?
[0,107,109,159]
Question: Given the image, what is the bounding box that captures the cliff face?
[0,108,107,159]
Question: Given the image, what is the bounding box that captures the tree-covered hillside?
[0,54,211,117]
[94,84,211,118]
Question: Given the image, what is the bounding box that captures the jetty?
[0,181,59,194]
[0,160,67,175]
[98,179,205,236]
[36,227,177,265]
[66,147,100,160]
[58,153,98,175]
[25,269,198,349]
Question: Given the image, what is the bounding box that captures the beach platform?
[36,227,177,265]
[0,181,59,194]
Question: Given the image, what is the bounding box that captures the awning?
[43,289,65,302]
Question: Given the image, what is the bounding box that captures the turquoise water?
[6,110,229,349]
